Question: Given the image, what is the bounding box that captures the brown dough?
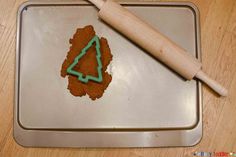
[61,25,113,100]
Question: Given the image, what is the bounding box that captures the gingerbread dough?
[61,25,113,100]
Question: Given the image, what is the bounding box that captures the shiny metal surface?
[14,0,202,147]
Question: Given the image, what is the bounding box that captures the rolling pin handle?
[88,0,104,9]
[196,70,228,97]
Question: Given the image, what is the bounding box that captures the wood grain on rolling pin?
[98,0,202,80]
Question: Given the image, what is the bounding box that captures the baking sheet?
[15,0,202,147]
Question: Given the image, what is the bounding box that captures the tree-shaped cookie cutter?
[67,35,103,83]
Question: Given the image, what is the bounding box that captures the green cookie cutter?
[67,35,103,83]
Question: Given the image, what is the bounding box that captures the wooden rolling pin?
[88,0,228,96]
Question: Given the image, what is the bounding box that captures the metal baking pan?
[14,0,202,147]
